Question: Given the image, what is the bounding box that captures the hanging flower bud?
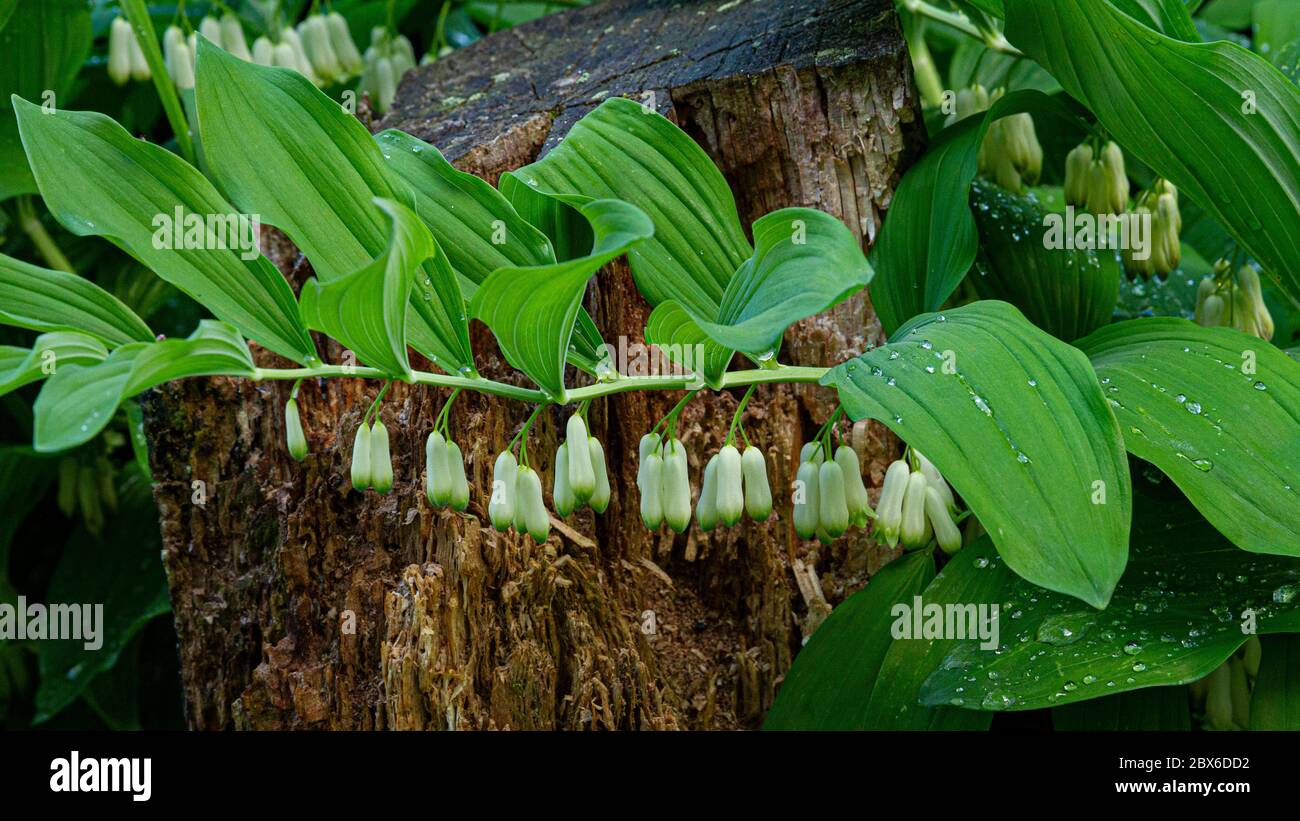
[1243,635,1262,679]
[924,486,963,554]
[272,41,301,71]
[300,14,342,84]
[1064,143,1093,207]
[1238,266,1274,341]
[489,451,516,531]
[1230,285,1261,337]
[639,450,664,529]
[1102,141,1128,210]
[945,83,989,126]
[280,27,319,84]
[516,466,549,542]
[446,440,469,511]
[874,459,909,547]
[128,23,151,81]
[375,56,397,113]
[587,437,611,514]
[199,16,223,48]
[369,420,393,494]
[1197,294,1227,329]
[662,439,692,533]
[108,18,134,86]
[742,446,772,522]
[285,398,307,460]
[834,445,870,527]
[171,41,195,91]
[697,454,720,532]
[326,11,364,76]
[252,36,274,66]
[162,26,189,90]
[1122,204,1156,277]
[565,415,595,503]
[818,461,850,538]
[391,34,417,76]
[1193,277,1217,324]
[553,442,576,517]
[350,423,372,491]
[637,432,661,485]
[1229,657,1251,729]
[1004,113,1042,184]
[221,14,252,61]
[900,471,929,550]
[799,441,824,465]
[915,452,955,513]
[792,460,820,540]
[425,431,451,506]
[1153,192,1181,272]
[1204,661,1234,730]
[715,445,744,527]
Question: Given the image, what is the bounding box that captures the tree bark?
[144,0,924,730]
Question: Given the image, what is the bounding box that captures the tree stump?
[144,0,924,730]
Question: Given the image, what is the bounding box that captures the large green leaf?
[0,332,108,397]
[1112,0,1202,40]
[1253,0,1300,65]
[0,0,92,201]
[1005,0,1300,307]
[822,300,1131,608]
[764,550,937,730]
[646,208,872,384]
[916,494,1300,712]
[34,469,170,724]
[299,199,442,380]
[869,91,1092,334]
[194,41,473,374]
[377,128,610,374]
[503,97,753,323]
[11,98,317,365]
[858,535,1002,730]
[1078,319,1300,556]
[1051,685,1191,729]
[0,252,152,346]
[1249,633,1300,729]
[470,199,653,400]
[969,180,1121,343]
[33,320,255,452]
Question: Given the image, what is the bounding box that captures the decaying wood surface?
[143,0,925,730]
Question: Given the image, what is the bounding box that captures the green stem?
[120,0,196,165]
[899,0,1021,56]
[16,197,75,273]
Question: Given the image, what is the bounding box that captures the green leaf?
[859,536,1001,730]
[10,97,317,365]
[868,90,1091,335]
[1005,0,1300,307]
[1249,633,1300,729]
[763,550,936,730]
[646,208,872,383]
[1051,685,1191,729]
[916,494,1300,712]
[300,199,440,379]
[194,41,473,373]
[34,469,170,724]
[1078,319,1300,556]
[470,199,653,399]
[33,320,255,452]
[0,0,92,201]
[969,180,1121,342]
[0,332,108,397]
[1253,0,1300,65]
[822,300,1131,608]
[377,128,610,374]
[504,97,752,324]
[0,252,153,346]
[1111,0,1202,40]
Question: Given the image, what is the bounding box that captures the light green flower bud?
[900,471,929,550]
[516,467,549,543]
[128,23,150,81]
[875,459,909,547]
[375,56,396,112]
[792,461,820,540]
[272,41,301,71]
[1102,141,1128,211]
[1064,143,1093,206]
[1193,277,1217,323]
[662,439,692,533]
[588,437,611,514]
[252,36,274,66]
[171,41,195,91]
[834,445,870,526]
[639,451,664,529]
[818,461,849,538]
[1123,204,1156,277]
[350,423,372,491]
[915,452,955,512]
[1204,661,1234,730]
[163,26,184,76]
[326,11,364,76]
[566,415,595,503]
[285,398,307,461]
[489,451,516,531]
[799,441,824,465]
[1238,266,1274,341]
[553,442,575,517]
[1242,635,1262,679]
[108,18,133,86]
[715,445,744,527]
[446,440,469,511]
[369,420,393,494]
[637,432,662,484]
[391,34,417,75]
[697,454,720,532]
[1230,285,1261,337]
[1229,657,1251,729]
[1197,294,1226,329]
[425,431,451,506]
[280,27,319,84]
[199,16,223,48]
[742,446,772,522]
[300,14,342,84]
[1154,193,1181,272]
[221,14,252,61]
[925,486,962,554]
